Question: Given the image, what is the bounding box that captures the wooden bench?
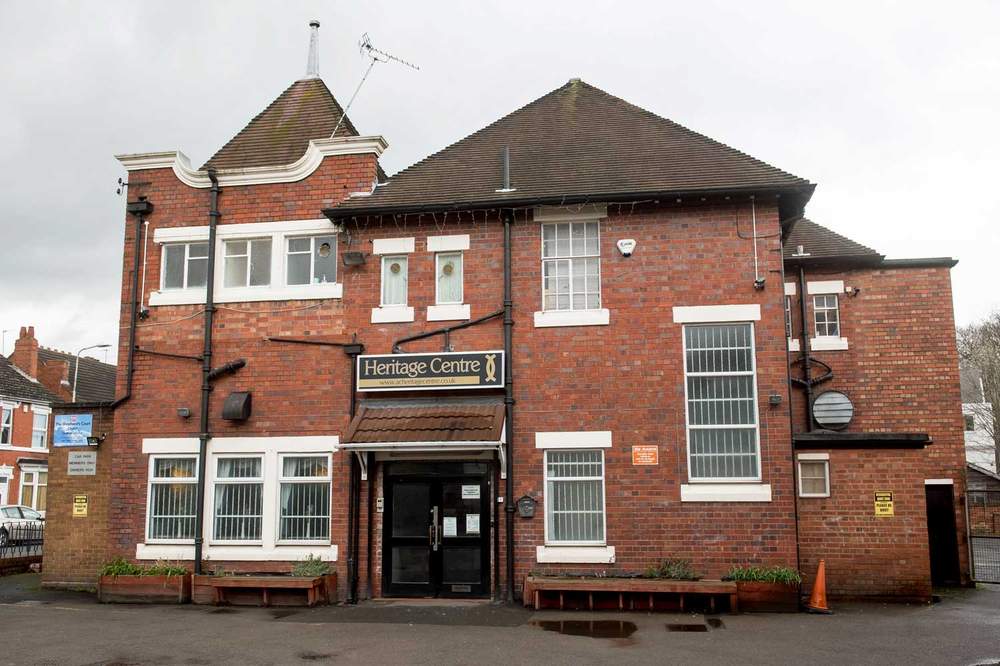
[204,575,330,607]
[523,575,738,613]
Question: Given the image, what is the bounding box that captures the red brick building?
[42,36,968,601]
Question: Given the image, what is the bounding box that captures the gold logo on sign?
[485,354,497,382]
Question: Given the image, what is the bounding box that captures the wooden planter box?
[192,573,337,607]
[523,575,738,613]
[735,581,801,612]
[98,574,192,604]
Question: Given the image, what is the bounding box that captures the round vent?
[813,391,854,430]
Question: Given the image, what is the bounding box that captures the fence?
[967,490,1000,584]
[0,522,44,574]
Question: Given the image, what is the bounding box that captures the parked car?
[0,505,44,547]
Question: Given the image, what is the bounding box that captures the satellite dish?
[813,391,854,430]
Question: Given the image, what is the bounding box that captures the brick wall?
[0,403,50,507]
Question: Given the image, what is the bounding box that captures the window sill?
[788,338,800,352]
[136,543,338,562]
[0,445,49,454]
[536,545,616,564]
[809,336,849,351]
[680,483,771,503]
[371,306,415,324]
[427,303,470,322]
[149,283,343,306]
[533,308,610,328]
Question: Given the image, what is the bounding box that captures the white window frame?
[31,412,47,449]
[145,455,199,545]
[285,234,338,287]
[210,454,265,545]
[160,241,209,291]
[0,406,11,445]
[543,449,607,547]
[813,294,841,338]
[540,221,602,313]
[223,237,272,289]
[380,255,409,307]
[18,466,47,514]
[434,251,464,305]
[276,453,333,545]
[682,322,763,483]
[797,454,831,498]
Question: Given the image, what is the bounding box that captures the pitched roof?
[783,219,883,263]
[0,356,59,404]
[328,79,813,216]
[36,348,116,403]
[201,78,359,170]
[344,403,505,443]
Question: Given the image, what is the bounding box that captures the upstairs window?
[435,252,464,305]
[161,242,208,289]
[541,222,600,311]
[147,456,198,541]
[286,235,337,286]
[964,414,976,431]
[784,296,793,338]
[31,413,47,448]
[0,407,10,445]
[224,239,272,288]
[683,323,761,481]
[381,256,409,306]
[813,295,840,338]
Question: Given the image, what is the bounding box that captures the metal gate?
[967,490,1000,583]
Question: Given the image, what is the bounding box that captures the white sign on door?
[461,485,480,499]
[442,516,458,537]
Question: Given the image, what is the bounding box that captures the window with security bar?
[813,294,840,337]
[148,457,198,541]
[213,457,263,542]
[544,450,606,544]
[541,221,601,311]
[279,455,331,542]
[684,323,761,481]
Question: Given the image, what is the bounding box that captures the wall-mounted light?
[342,251,367,266]
[86,433,107,446]
[177,407,191,419]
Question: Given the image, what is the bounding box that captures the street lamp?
[73,344,111,402]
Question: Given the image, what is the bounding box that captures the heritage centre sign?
[357,351,504,391]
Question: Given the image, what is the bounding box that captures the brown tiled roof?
[344,404,505,443]
[328,78,813,216]
[0,356,59,404]
[36,348,116,403]
[783,219,882,262]
[201,78,359,170]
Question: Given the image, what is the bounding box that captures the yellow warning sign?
[73,494,88,518]
[874,491,894,517]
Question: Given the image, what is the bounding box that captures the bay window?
[544,450,606,544]
[147,456,198,541]
[19,468,47,513]
[161,242,208,289]
[541,221,601,311]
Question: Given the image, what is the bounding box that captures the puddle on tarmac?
[666,623,709,632]
[531,620,638,639]
[271,609,299,619]
[209,607,239,614]
[706,617,725,629]
[297,652,333,661]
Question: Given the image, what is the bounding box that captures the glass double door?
[385,469,490,597]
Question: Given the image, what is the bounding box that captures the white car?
[0,505,44,547]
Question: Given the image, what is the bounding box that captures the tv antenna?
[330,33,420,138]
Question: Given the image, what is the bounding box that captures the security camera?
[616,239,637,257]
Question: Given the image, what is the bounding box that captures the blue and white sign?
[53,414,93,447]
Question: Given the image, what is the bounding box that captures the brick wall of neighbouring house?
[788,264,969,598]
[0,404,50,507]
[41,406,113,588]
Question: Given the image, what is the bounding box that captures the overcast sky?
[1,1,998,359]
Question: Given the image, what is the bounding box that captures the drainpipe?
[502,210,515,602]
[193,170,221,575]
[110,198,153,408]
[797,266,814,430]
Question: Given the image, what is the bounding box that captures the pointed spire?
[305,20,320,79]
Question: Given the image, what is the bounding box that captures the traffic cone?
[805,559,832,614]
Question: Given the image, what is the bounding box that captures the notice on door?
[466,514,480,534]
[68,451,97,476]
[443,516,457,537]
[632,445,659,465]
[874,491,894,517]
[462,485,480,499]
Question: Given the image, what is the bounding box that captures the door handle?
[430,506,440,551]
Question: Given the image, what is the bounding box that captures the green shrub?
[723,565,802,584]
[292,554,330,577]
[642,558,700,581]
[99,557,188,577]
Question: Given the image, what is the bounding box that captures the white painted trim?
[788,338,801,352]
[925,479,955,485]
[141,436,338,455]
[115,136,387,189]
[533,204,608,222]
[673,304,761,323]
[535,431,613,449]
[807,280,845,295]
[427,303,471,322]
[372,237,415,255]
[426,234,470,252]
[153,219,334,244]
[149,282,343,306]
[143,437,200,454]
[535,546,616,564]
[0,445,50,454]
[810,336,849,351]
[533,309,610,328]
[784,282,797,296]
[680,484,772,502]
[797,458,831,498]
[137,543,338,562]
[29,404,51,415]
[371,306,415,324]
[797,452,830,460]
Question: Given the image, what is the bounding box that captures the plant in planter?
[723,565,802,612]
[642,558,701,580]
[97,558,191,604]
[293,554,337,604]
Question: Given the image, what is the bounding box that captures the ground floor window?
[213,456,263,542]
[544,449,606,544]
[798,459,830,498]
[19,468,47,513]
[147,456,198,540]
[279,455,331,542]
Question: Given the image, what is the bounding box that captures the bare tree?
[958,312,1000,473]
